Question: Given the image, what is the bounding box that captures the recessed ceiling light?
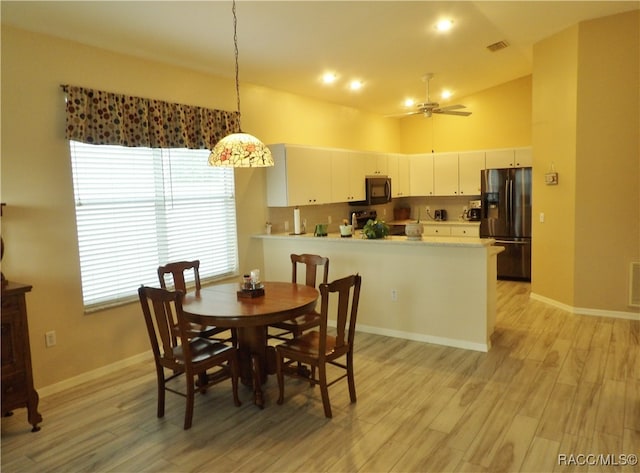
[404,98,415,108]
[349,80,363,91]
[441,90,452,99]
[436,19,454,32]
[322,72,337,84]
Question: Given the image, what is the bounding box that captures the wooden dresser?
[1,281,42,432]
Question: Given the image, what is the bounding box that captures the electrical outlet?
[539,212,545,223]
[45,330,56,347]
[284,220,289,232]
[391,289,398,302]
[327,215,332,224]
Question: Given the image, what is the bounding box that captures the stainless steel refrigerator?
[480,167,532,280]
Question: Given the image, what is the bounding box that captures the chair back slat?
[291,254,329,288]
[138,286,187,363]
[318,274,361,355]
[158,260,201,294]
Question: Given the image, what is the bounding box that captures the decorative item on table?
[339,219,353,238]
[265,222,272,234]
[362,219,390,239]
[313,223,328,237]
[238,269,264,298]
[405,209,423,241]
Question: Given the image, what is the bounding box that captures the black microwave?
[350,176,392,206]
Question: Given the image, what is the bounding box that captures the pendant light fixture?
[208,0,273,167]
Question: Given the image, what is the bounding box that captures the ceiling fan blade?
[433,109,472,116]
[437,104,466,111]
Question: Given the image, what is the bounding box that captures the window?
[69,141,238,312]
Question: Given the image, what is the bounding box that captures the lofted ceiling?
[2,1,638,116]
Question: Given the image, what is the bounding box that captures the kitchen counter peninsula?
[255,233,503,351]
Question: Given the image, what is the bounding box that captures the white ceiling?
[2,1,638,115]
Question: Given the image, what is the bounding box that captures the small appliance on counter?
[434,209,447,221]
[467,208,481,221]
[350,209,377,229]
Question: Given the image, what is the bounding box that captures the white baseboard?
[38,351,152,398]
[530,292,640,321]
[353,322,490,352]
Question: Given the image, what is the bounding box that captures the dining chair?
[268,253,329,341]
[138,285,241,430]
[158,260,236,345]
[276,273,361,418]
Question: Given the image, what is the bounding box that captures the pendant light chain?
[232,0,242,130]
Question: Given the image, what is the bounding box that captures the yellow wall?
[574,11,640,311]
[399,75,532,154]
[0,26,399,390]
[531,10,640,314]
[531,26,579,306]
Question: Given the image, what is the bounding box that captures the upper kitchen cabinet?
[433,152,459,196]
[387,154,410,197]
[363,152,388,176]
[409,153,434,196]
[485,147,532,168]
[458,151,485,196]
[331,149,366,203]
[266,144,332,207]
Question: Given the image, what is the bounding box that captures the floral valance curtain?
[63,85,240,149]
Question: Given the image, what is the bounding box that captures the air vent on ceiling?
[486,41,509,52]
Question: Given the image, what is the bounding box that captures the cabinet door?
[458,151,485,196]
[409,154,434,196]
[286,146,331,206]
[388,154,410,197]
[514,147,532,167]
[331,150,365,203]
[485,149,515,169]
[363,152,388,176]
[433,152,459,196]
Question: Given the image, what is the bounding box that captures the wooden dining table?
[181,281,318,408]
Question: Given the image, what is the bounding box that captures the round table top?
[181,281,319,328]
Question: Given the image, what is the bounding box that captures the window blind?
[69,141,238,312]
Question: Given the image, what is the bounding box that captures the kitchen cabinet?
[1,282,42,432]
[331,150,366,203]
[458,151,485,196]
[363,152,388,176]
[408,153,434,196]
[433,151,484,196]
[424,223,480,237]
[485,147,532,169]
[387,154,410,197]
[433,152,459,196]
[267,144,332,206]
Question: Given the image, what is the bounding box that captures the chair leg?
[230,357,241,407]
[347,351,357,403]
[276,351,285,405]
[184,374,195,430]
[318,363,332,418]
[157,368,166,418]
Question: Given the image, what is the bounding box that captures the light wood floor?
[2,281,639,472]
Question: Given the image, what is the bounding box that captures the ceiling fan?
[401,73,472,118]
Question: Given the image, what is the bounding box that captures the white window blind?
[69,141,238,312]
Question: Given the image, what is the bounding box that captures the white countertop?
[255,232,496,248]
